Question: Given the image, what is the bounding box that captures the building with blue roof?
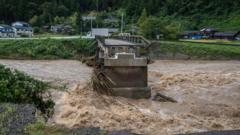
[12,22,33,37]
[0,24,15,38]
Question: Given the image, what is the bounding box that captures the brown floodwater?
[0,60,239,135]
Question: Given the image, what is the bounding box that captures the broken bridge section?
[96,35,151,99]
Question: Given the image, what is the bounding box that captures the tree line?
[1,0,239,23]
[1,0,240,39]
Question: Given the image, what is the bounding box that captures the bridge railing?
[96,35,152,49]
[111,35,151,46]
[96,36,106,46]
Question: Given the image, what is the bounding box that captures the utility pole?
[121,13,124,33]
[82,16,96,36]
[96,0,99,12]
[96,0,99,28]
[91,17,93,36]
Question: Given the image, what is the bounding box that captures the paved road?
[153,40,240,47]
[0,36,82,40]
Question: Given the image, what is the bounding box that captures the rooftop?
[12,21,32,29]
[0,24,13,29]
[0,24,14,33]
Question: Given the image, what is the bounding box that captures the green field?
[179,39,240,45]
[153,41,240,60]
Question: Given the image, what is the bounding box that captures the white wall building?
[12,22,33,37]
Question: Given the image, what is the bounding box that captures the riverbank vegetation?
[0,39,96,60]
[0,38,239,60]
[152,41,240,60]
[179,39,240,45]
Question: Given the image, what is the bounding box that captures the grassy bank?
[179,39,240,45]
[0,39,96,60]
[152,41,240,60]
[26,121,137,135]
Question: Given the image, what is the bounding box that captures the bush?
[33,27,43,34]
[0,65,54,115]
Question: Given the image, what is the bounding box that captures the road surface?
[0,36,82,40]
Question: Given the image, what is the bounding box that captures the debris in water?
[91,69,115,95]
[153,93,177,103]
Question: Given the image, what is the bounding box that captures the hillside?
[1,0,240,30]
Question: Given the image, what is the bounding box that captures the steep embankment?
[150,41,240,60]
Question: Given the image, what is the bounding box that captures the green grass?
[0,38,96,60]
[156,41,240,59]
[26,121,108,135]
[0,104,16,135]
[34,33,68,38]
[179,39,240,45]
[26,121,72,135]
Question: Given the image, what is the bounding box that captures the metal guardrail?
[96,35,152,50]
[111,35,151,46]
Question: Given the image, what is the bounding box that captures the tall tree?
[137,8,148,26]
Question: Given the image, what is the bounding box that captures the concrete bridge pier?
[96,36,152,99]
[104,53,151,99]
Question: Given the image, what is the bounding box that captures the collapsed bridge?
[95,35,152,99]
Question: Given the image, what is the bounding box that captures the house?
[200,28,218,39]
[213,31,240,40]
[103,17,119,27]
[63,25,75,35]
[50,24,75,35]
[12,22,33,37]
[50,24,64,33]
[0,24,15,38]
[103,18,119,24]
[179,31,202,39]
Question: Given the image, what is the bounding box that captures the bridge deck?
[104,39,136,46]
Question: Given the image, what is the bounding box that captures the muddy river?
[0,60,239,135]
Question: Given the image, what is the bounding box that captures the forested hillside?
[1,0,240,38]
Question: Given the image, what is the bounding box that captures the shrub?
[0,65,54,115]
[33,27,43,34]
